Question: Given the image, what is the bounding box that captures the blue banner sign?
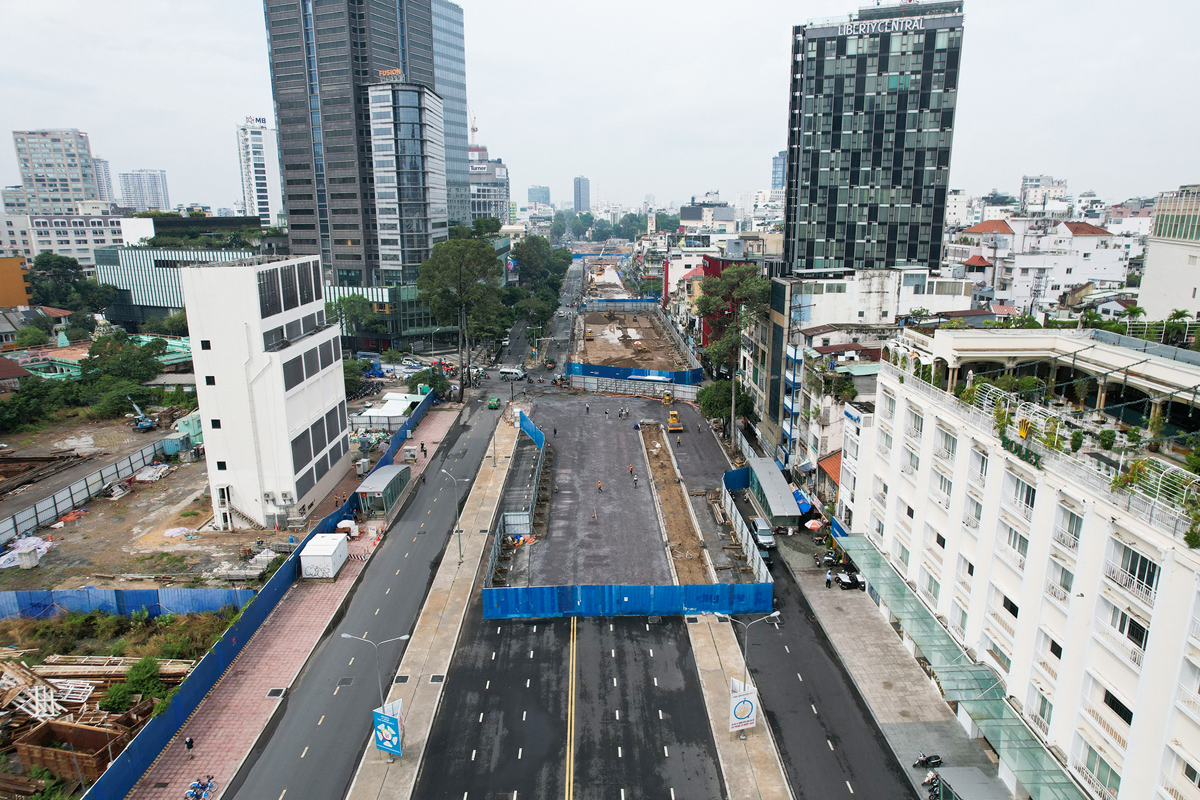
[373,699,405,757]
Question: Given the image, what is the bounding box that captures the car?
[487,397,501,409]
[502,337,510,347]
[757,548,774,568]
[834,570,866,590]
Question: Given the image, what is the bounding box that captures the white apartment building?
[2,129,100,216]
[844,326,1200,800]
[236,119,282,229]
[180,255,349,530]
[119,169,170,212]
[944,188,969,229]
[1020,174,1069,212]
[1,212,154,275]
[1139,185,1200,320]
[92,157,114,204]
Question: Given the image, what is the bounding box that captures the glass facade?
[369,82,448,286]
[783,2,963,275]
[431,0,471,226]
[1152,185,1200,243]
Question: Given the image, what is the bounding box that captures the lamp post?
[340,633,411,708]
[715,611,780,692]
[440,469,464,564]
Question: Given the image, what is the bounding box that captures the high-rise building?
[180,255,348,530]
[431,0,470,227]
[2,129,99,216]
[237,118,283,229]
[368,81,448,286]
[783,1,964,274]
[468,146,509,222]
[263,0,438,287]
[771,150,786,191]
[92,157,115,203]
[1138,184,1200,320]
[574,176,590,214]
[528,185,550,206]
[119,169,170,212]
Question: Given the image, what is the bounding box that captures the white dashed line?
[847,781,854,794]
[797,672,803,682]
[658,709,663,720]
[517,747,523,759]
[614,710,619,720]
[485,680,490,690]
[301,746,308,758]
[529,650,534,658]
[812,704,818,714]
[471,749,476,761]
[649,649,654,657]
[386,588,391,594]
[613,677,617,687]
[653,677,658,687]
[533,625,537,632]
[526,679,530,688]
[317,715,324,725]
[670,790,675,800]
[611,649,615,658]
[491,651,496,660]
[827,739,834,750]
[522,711,527,721]
[664,746,669,758]
[784,645,790,654]
[348,658,354,666]
[496,626,501,634]
[617,746,622,758]
[478,713,483,722]
[278,791,287,800]
[375,608,379,615]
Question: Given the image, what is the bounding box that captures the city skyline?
[0,0,1197,211]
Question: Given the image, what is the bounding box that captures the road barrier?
[0,587,255,620]
[482,582,773,619]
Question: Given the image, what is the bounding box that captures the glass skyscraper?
[431,0,471,227]
[263,0,438,286]
[783,1,964,275]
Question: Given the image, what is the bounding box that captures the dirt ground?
[0,460,290,592]
[642,424,710,585]
[579,311,685,371]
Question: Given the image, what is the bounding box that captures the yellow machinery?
[662,390,674,405]
[584,329,594,340]
[667,410,684,432]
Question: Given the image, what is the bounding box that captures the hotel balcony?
[1103,560,1157,607]
[1081,696,1129,751]
[1094,625,1145,670]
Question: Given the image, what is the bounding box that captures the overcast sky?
[2,0,1197,211]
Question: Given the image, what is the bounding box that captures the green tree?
[80,332,167,384]
[467,289,512,344]
[655,212,680,232]
[141,310,189,337]
[381,349,406,364]
[908,307,931,325]
[472,216,503,238]
[550,218,566,242]
[578,212,594,229]
[15,326,47,348]
[697,380,755,422]
[449,225,476,240]
[591,220,613,241]
[407,368,451,397]
[417,238,503,392]
[343,358,367,395]
[326,295,378,339]
[569,217,587,238]
[695,263,770,372]
[1121,305,1146,321]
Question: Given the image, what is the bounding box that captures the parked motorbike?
[913,752,943,768]
[921,770,940,786]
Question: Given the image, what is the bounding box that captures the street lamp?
[440,469,464,564]
[714,611,780,692]
[340,632,411,708]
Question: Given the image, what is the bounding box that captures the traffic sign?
[729,679,758,732]
[373,699,405,757]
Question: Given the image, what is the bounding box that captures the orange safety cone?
[47,534,52,542]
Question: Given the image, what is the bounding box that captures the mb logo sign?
[729,679,758,733]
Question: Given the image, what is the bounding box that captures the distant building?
[119,169,170,212]
[236,119,282,229]
[2,211,154,276]
[574,176,590,214]
[3,129,100,216]
[1140,185,1200,319]
[92,157,115,203]
[432,0,471,227]
[0,256,30,307]
[181,255,349,531]
[1019,174,1068,213]
[944,189,969,228]
[771,150,786,191]
[468,146,510,223]
[528,185,550,205]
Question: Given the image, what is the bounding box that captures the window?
[205,376,215,386]
[937,428,957,459]
[1102,689,1133,726]
[210,419,222,429]
[1109,605,1147,650]
[1002,595,1019,618]
[920,568,940,601]
[216,461,227,471]
[936,472,952,497]
[904,448,919,473]
[1117,542,1159,590]
[1011,474,1036,510]
[935,533,945,549]
[1049,638,1062,659]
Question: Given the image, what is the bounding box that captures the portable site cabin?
[356,464,411,527]
[746,457,802,530]
[300,533,349,580]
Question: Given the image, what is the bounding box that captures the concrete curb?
[638,422,679,587]
[776,547,926,798]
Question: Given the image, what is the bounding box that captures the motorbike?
[913,752,943,768]
[537,377,545,383]
[921,770,940,786]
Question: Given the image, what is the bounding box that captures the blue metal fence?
[518,411,545,450]
[566,361,705,386]
[83,390,440,800]
[723,466,751,493]
[482,583,773,620]
[0,588,254,620]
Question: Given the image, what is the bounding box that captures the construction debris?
[0,538,55,571]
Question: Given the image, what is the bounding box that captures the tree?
[448,225,476,240]
[550,218,566,242]
[472,216,503,238]
[80,332,167,384]
[695,264,770,438]
[908,307,931,325]
[578,212,594,229]
[417,238,503,396]
[655,212,680,232]
[15,326,47,348]
[407,368,451,398]
[27,252,118,314]
[1121,305,1146,321]
[141,310,189,337]
[697,380,755,422]
[326,295,377,339]
[569,217,587,238]
[591,220,613,241]
[343,359,366,395]
[381,349,406,364]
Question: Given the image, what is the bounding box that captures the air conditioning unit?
[279,491,295,505]
[262,492,275,505]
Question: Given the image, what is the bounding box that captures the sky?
[1,0,1197,212]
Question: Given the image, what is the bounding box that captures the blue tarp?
[566,362,705,386]
[518,411,545,450]
[482,583,774,620]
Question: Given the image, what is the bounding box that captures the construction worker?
[628,464,634,476]
[598,480,603,493]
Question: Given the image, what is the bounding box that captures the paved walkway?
[346,418,519,800]
[687,614,793,800]
[126,405,463,800]
[777,538,1007,795]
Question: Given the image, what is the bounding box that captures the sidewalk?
[346,418,519,800]
[126,406,463,800]
[777,538,1007,795]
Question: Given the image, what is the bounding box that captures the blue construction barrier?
[723,466,751,493]
[566,361,705,386]
[83,391,440,800]
[518,411,545,450]
[482,583,773,620]
[0,587,254,620]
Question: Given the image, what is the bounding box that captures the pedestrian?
[826,569,832,589]
[421,473,426,484]
[605,409,609,419]
[553,427,557,437]
[633,475,638,488]
[628,463,634,476]
[598,481,603,493]
[185,736,194,760]
[586,403,590,414]
[698,422,702,432]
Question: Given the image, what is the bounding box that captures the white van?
[498,367,526,381]
[751,517,777,549]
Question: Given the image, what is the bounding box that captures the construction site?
[577,309,690,372]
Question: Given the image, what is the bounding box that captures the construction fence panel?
[567,374,699,402]
[481,582,774,619]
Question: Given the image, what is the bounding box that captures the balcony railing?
[968,467,987,489]
[1160,770,1200,800]
[963,514,980,529]
[1070,756,1119,800]
[1103,560,1158,607]
[1190,616,1200,644]
[879,443,891,459]
[1177,685,1200,721]
[987,604,1017,639]
[880,406,894,421]
[996,539,1027,572]
[1035,654,1059,680]
[1044,579,1069,605]
[924,544,943,567]
[1081,697,1129,750]
[1027,710,1050,738]
[956,571,971,594]
[901,464,915,476]
[905,424,923,441]
[931,489,950,509]
[873,492,888,508]
[1053,525,1080,553]
[934,445,956,463]
[1004,497,1035,522]
[1095,625,1145,669]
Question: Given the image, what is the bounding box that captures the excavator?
[127,397,158,433]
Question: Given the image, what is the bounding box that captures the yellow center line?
[565,617,577,800]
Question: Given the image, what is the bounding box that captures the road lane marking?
[471,750,476,761]
[565,617,577,800]
[375,608,380,615]
[533,625,537,632]
[301,746,308,758]
[812,704,818,714]
[797,672,803,682]
[348,658,354,666]
[828,740,834,750]
[386,588,391,594]
[526,679,530,688]
[396,570,401,575]
[427,510,431,514]
[405,553,409,559]
[670,791,675,800]
[847,781,854,794]
[659,709,663,720]
[485,680,490,690]
[518,747,522,759]
[523,711,527,721]
[278,791,287,800]
[318,715,324,725]
[653,677,658,687]
[784,645,790,654]
[364,631,368,637]
[491,651,496,660]
[664,746,669,758]
[612,678,617,687]
[617,746,622,758]
[478,713,483,722]
[614,710,619,720]
[334,686,339,695]
[530,650,534,658]
[649,649,653,657]
[611,649,615,658]
[610,623,613,631]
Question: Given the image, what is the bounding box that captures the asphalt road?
[737,561,916,800]
[414,611,724,799]
[225,396,504,800]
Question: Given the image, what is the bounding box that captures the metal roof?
[356,464,409,494]
[747,457,801,517]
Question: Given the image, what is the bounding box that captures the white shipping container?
[300,533,349,580]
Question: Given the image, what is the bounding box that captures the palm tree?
[1122,305,1146,321]
[1169,309,1190,322]
[1078,309,1102,328]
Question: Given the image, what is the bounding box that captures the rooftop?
[962,220,1014,235]
[1060,221,1112,236]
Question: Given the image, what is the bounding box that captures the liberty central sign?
[838,17,927,36]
